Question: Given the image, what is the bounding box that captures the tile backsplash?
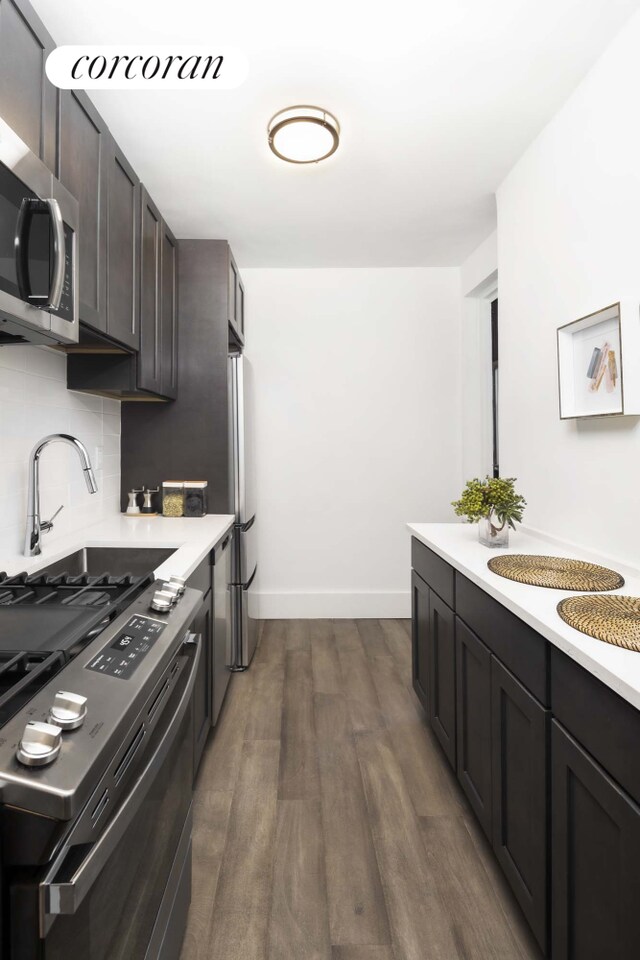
[0,345,120,560]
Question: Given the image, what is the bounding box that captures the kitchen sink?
[35,546,176,579]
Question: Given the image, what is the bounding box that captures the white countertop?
[1,514,235,583]
[408,522,640,711]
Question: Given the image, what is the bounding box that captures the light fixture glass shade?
[268,106,340,164]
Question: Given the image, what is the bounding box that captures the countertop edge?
[0,515,237,584]
[407,522,640,712]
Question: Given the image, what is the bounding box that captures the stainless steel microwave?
[0,116,78,345]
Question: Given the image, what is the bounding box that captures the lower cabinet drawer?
[491,657,550,954]
[551,647,640,806]
[456,572,549,706]
[552,721,640,960]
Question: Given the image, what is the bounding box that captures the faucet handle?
[41,504,64,533]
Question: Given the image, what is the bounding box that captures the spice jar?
[183,481,208,518]
[162,482,184,517]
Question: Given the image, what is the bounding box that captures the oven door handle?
[15,197,66,310]
[39,634,202,929]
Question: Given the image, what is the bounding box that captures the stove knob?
[17,721,62,767]
[161,582,181,601]
[168,576,186,595]
[150,591,172,613]
[49,691,88,731]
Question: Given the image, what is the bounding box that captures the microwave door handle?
[45,198,65,310]
[39,636,202,934]
[14,198,65,309]
[15,198,34,303]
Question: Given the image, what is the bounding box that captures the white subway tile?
[0,346,121,536]
[26,347,66,381]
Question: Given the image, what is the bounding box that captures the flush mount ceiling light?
[267,105,340,164]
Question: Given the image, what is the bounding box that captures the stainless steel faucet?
[24,434,98,557]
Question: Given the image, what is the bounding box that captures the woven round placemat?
[557,595,640,652]
[487,555,624,592]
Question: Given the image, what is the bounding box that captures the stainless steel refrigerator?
[229,354,258,669]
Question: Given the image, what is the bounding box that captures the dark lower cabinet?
[491,657,549,953]
[192,594,212,779]
[411,570,430,711]
[552,721,640,960]
[429,590,456,769]
[456,617,492,837]
[0,0,57,170]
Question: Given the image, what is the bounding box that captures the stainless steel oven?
[7,627,202,960]
[0,116,78,345]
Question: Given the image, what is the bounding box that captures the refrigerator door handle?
[244,566,257,591]
[241,514,255,533]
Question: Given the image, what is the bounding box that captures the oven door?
[11,635,201,960]
[0,117,78,345]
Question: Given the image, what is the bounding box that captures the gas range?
[0,565,204,960]
[0,568,153,729]
[0,566,199,812]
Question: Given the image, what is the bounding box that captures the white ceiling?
[31,0,639,267]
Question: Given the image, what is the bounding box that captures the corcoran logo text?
[46,45,249,90]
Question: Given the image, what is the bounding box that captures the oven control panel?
[86,615,166,679]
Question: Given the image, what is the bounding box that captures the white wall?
[242,268,461,618]
[497,9,640,565]
[0,346,120,562]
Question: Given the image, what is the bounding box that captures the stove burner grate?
[0,650,66,727]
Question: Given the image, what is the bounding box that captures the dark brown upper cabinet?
[227,247,245,345]
[0,0,57,171]
[138,187,163,394]
[138,187,178,398]
[106,139,139,350]
[58,90,109,334]
[59,95,142,350]
[160,220,178,399]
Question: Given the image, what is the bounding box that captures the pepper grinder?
[141,487,160,515]
[126,488,144,515]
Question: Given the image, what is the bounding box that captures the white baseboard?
[252,591,411,620]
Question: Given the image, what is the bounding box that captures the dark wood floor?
[180,620,543,960]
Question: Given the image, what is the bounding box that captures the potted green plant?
[451,476,526,547]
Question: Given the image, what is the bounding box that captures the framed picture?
[557,301,640,419]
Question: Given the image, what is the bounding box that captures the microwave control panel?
[86,616,166,679]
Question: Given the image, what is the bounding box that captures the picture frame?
[557,301,640,419]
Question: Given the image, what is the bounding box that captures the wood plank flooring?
[180,620,543,960]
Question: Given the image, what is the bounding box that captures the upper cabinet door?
[138,187,162,394]
[0,0,57,170]
[237,274,245,341]
[227,247,245,344]
[58,90,108,333]
[107,139,139,350]
[160,221,178,399]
